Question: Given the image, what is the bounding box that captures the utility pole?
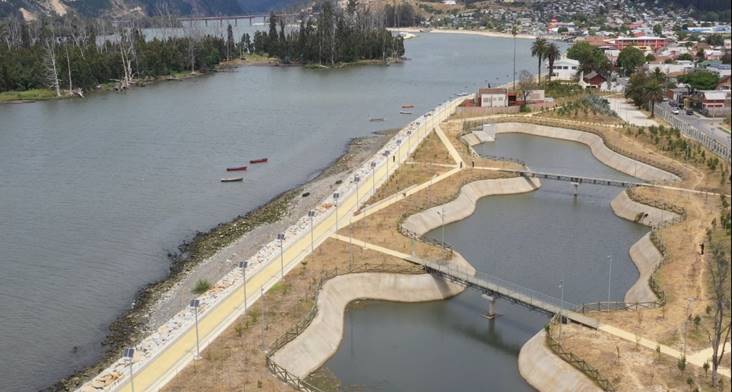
[512,23,518,92]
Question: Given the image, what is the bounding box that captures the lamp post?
[239,261,248,310]
[190,299,201,359]
[370,161,377,198]
[260,287,266,350]
[606,255,613,311]
[558,280,564,341]
[308,210,316,252]
[333,192,340,230]
[396,139,402,163]
[277,233,285,277]
[383,150,391,180]
[437,206,446,248]
[353,175,361,207]
[406,130,412,155]
[123,348,135,392]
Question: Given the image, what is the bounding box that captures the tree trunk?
[537,57,542,84]
[650,101,655,118]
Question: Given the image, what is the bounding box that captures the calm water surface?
[0,33,542,391]
[326,134,647,391]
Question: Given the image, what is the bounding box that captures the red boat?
[226,165,247,172]
[250,158,268,164]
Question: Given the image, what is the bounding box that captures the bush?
[192,279,212,294]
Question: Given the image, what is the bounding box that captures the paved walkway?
[608,97,659,127]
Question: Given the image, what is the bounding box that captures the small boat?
[226,165,247,172]
[401,104,415,109]
[221,177,244,183]
[250,158,268,164]
[400,111,412,115]
[369,117,385,122]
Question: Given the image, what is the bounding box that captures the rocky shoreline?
[49,129,397,392]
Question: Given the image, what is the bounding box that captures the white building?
[549,57,580,81]
[478,88,508,107]
[645,60,694,76]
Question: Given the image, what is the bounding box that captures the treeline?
[248,2,405,65]
[0,18,228,94]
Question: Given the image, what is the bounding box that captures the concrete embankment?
[402,176,541,236]
[610,190,679,303]
[518,331,602,392]
[272,252,474,378]
[493,123,680,183]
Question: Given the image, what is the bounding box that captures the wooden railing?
[545,315,616,392]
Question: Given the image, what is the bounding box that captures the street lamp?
[190,299,201,360]
[333,192,340,230]
[370,161,377,198]
[277,233,285,277]
[383,150,391,180]
[436,206,446,248]
[123,348,135,392]
[406,130,412,154]
[396,139,402,163]
[239,261,248,310]
[353,175,361,207]
[558,280,565,341]
[606,255,613,311]
[308,210,316,252]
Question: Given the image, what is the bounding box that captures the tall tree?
[617,46,645,76]
[704,243,731,387]
[545,43,560,82]
[530,37,547,84]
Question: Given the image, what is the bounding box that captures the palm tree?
[531,37,547,84]
[545,43,560,82]
[512,23,518,91]
[645,79,664,118]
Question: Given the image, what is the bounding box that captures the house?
[645,60,694,76]
[700,90,730,116]
[476,88,508,107]
[549,57,580,81]
[666,87,689,105]
[706,63,731,78]
[610,36,669,50]
[582,71,607,89]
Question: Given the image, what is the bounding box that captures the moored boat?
[250,158,268,164]
[369,117,385,122]
[399,111,412,115]
[226,165,247,171]
[221,177,244,183]
[401,104,415,109]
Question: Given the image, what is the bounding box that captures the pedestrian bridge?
[331,234,599,328]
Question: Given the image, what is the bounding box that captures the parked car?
[686,109,694,115]
[672,108,680,115]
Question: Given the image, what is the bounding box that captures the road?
[657,101,731,148]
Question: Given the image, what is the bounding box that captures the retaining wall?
[610,190,679,303]
[518,331,602,392]
[271,252,474,378]
[493,123,680,183]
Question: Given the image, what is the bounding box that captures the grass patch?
[192,279,211,295]
[268,282,291,296]
[0,88,57,103]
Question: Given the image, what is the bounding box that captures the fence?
[654,104,731,161]
[545,315,616,392]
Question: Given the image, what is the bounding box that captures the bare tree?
[704,243,731,387]
[518,69,535,104]
[43,29,61,97]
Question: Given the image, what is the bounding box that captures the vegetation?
[192,279,211,294]
[530,37,547,84]
[0,18,228,95]
[625,69,671,117]
[566,41,610,74]
[617,46,646,76]
[251,4,405,66]
[678,70,721,91]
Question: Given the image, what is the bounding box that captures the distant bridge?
[177,13,302,25]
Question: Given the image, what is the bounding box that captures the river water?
[0,33,541,392]
[326,134,647,391]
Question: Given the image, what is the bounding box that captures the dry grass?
[162,239,418,392]
[561,323,719,392]
[410,130,455,165]
[440,120,524,170]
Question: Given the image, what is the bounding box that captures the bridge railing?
[424,262,579,313]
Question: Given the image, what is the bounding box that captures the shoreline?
[390,27,564,41]
[52,128,398,391]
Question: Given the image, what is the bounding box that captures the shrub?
[192,279,211,294]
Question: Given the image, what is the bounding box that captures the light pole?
[558,280,564,341]
[190,299,201,359]
[308,210,316,252]
[606,255,612,311]
[260,287,266,350]
[407,130,412,154]
[683,297,696,357]
[349,214,354,271]
[353,175,361,207]
[383,150,390,181]
[437,206,446,247]
[512,23,517,91]
[123,348,135,392]
[333,192,340,230]
[370,161,377,198]
[277,233,285,277]
[239,261,248,310]
[396,139,402,163]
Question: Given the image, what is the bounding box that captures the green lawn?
[0,88,58,103]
